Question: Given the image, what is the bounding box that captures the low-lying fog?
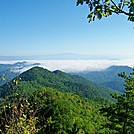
[0,59,133,73]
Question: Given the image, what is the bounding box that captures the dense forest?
[0,67,133,133]
[0,67,114,102]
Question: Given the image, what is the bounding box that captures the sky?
[0,0,134,58]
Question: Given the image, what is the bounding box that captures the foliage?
[100,71,134,133]
[0,99,38,134]
[0,77,38,134]
[30,87,106,134]
[77,0,134,22]
[0,67,113,103]
[0,67,109,133]
[1,66,134,133]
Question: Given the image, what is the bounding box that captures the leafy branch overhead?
[77,0,134,22]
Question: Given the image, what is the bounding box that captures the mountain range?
[0,65,131,133]
[0,53,121,60]
[0,61,132,93]
[0,66,114,102]
[0,65,106,133]
[74,65,133,92]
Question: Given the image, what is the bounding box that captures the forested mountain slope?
[0,86,108,133]
[0,67,114,102]
[29,87,106,133]
[0,67,113,133]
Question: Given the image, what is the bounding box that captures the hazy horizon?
[0,53,134,61]
[0,1,134,58]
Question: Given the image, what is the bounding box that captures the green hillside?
[0,67,112,133]
[1,66,132,134]
[29,87,106,133]
[0,86,108,134]
[0,67,114,102]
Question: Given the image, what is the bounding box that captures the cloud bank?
[0,59,133,73]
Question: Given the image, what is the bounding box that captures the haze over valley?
[0,59,133,93]
[0,57,134,73]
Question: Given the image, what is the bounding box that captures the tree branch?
[110,0,134,16]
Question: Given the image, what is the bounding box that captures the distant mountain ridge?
[74,65,133,92]
[0,61,132,94]
[0,53,119,60]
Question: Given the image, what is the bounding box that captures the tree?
[77,0,134,22]
[100,71,134,134]
[0,77,38,134]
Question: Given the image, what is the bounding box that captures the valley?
[0,61,133,133]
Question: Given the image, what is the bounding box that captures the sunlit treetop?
[77,0,134,22]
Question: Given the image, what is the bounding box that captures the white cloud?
[0,59,133,73]
[38,59,134,72]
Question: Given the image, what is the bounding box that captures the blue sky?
[0,0,134,58]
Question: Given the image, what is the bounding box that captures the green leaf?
[77,0,84,6]
[107,9,112,16]
[128,16,134,22]
[13,79,19,85]
[124,0,130,5]
[5,125,10,128]
[97,13,102,20]
[102,12,107,17]
[87,13,93,22]
[23,114,27,119]
[1,74,6,80]
[111,5,117,11]
[105,0,110,5]
[96,5,102,12]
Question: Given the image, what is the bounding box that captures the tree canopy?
[100,71,134,133]
[77,0,134,22]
